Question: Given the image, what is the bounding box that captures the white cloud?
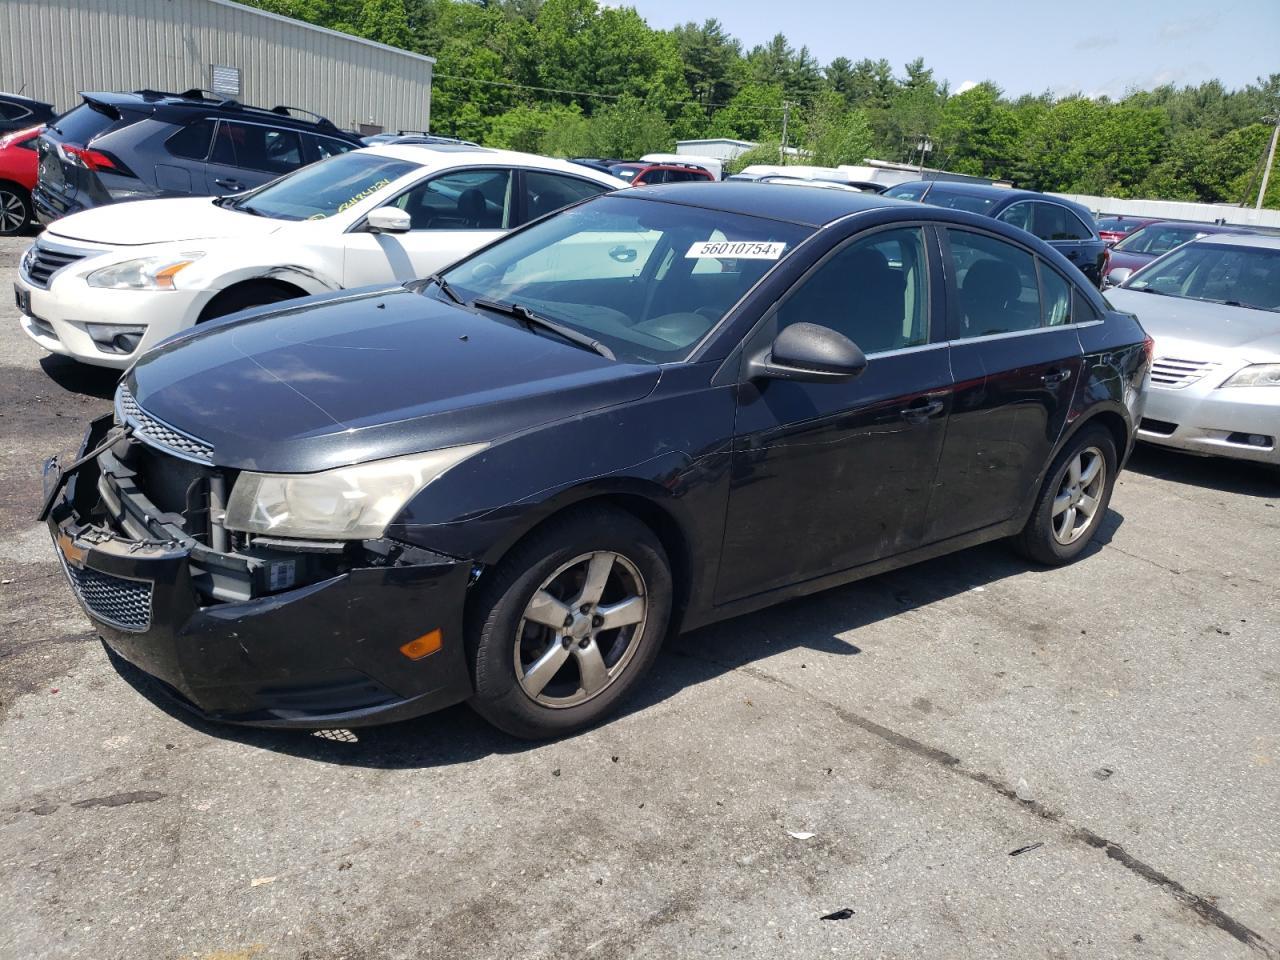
[955,80,979,94]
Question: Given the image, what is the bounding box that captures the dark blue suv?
[884,180,1109,287]
[33,89,361,223]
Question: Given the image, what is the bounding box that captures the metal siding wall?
[0,0,432,132]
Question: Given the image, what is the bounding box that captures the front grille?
[1150,356,1216,389]
[22,242,86,289]
[117,385,214,463]
[57,554,153,632]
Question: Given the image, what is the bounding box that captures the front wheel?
[467,507,673,739]
[1013,425,1118,565]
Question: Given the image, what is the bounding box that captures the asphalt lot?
[0,231,1277,960]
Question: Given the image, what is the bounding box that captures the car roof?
[619,181,913,226]
[77,89,352,135]
[1140,219,1256,234]
[363,143,628,185]
[1,92,53,108]
[1186,232,1280,250]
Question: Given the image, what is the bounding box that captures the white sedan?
[14,144,625,367]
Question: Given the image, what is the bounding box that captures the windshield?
[920,189,999,214]
[1096,217,1136,233]
[884,184,928,202]
[609,164,642,181]
[1124,242,1280,312]
[226,151,420,220]
[437,195,812,363]
[1114,223,1209,255]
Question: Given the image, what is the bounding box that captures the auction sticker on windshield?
[686,240,786,259]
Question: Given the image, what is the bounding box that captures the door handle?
[1042,369,1072,386]
[900,398,945,423]
[214,178,244,191]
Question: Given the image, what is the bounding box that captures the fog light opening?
[85,323,145,355]
[1225,431,1274,449]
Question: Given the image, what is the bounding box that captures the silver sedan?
[1107,233,1280,467]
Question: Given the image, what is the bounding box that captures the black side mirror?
[748,322,868,383]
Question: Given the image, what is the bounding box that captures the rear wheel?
[467,507,672,739]
[1013,425,1117,565]
[0,183,31,236]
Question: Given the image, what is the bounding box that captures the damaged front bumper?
[43,415,476,728]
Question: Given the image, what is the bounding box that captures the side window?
[948,230,1042,337]
[996,201,1033,232]
[392,168,513,230]
[210,122,304,174]
[1039,262,1073,326]
[522,171,608,224]
[311,135,354,160]
[1032,203,1092,241]
[777,227,930,355]
[0,103,31,122]
[165,119,215,161]
[638,168,666,185]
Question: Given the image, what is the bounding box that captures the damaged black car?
[43,184,1150,738]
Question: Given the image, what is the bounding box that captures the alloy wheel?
[1052,446,1106,545]
[514,551,648,708]
[0,189,25,234]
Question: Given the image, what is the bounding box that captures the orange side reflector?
[400,629,442,660]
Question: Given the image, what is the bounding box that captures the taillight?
[1142,335,1155,364]
[61,143,130,175]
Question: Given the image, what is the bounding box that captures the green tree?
[799,93,874,166]
[582,96,673,158]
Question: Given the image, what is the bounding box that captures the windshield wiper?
[427,273,464,306]
[472,297,615,360]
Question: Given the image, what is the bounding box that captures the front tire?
[467,507,673,739]
[0,183,31,236]
[1014,425,1117,565]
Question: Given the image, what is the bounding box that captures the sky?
[622,0,1280,100]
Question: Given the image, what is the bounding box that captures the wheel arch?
[474,483,696,633]
[1019,404,1132,526]
[197,276,312,322]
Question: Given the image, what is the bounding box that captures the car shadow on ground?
[113,509,1125,769]
[38,355,120,400]
[1125,443,1277,497]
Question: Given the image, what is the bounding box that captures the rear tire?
[198,281,303,323]
[0,183,31,236]
[467,507,673,739]
[1013,425,1118,566]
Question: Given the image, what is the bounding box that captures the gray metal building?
[0,0,434,135]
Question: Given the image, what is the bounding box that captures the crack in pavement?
[673,649,1277,958]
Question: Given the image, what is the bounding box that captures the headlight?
[223,444,489,541]
[86,253,204,290]
[1222,363,1280,388]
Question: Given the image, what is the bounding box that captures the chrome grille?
[21,242,85,289]
[1150,356,1215,389]
[117,385,215,463]
[57,553,153,632]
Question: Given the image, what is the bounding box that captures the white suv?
[15,144,625,367]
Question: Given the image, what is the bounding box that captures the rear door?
[716,224,952,602]
[341,167,515,286]
[157,118,216,195]
[922,227,1083,544]
[204,119,307,194]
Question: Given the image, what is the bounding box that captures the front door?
[716,225,953,604]
[342,167,513,287]
[922,227,1083,544]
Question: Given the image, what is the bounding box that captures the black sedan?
[884,180,1109,288]
[43,183,1151,738]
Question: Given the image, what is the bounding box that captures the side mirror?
[367,205,411,234]
[1105,267,1132,287]
[748,322,868,383]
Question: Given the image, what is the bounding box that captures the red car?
[608,162,715,186]
[1094,215,1159,246]
[0,124,40,235]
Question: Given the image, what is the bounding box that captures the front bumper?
[1138,380,1279,465]
[44,416,476,728]
[14,251,213,369]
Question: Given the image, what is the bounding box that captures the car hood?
[47,196,286,246]
[126,286,661,473]
[1107,287,1280,361]
[1106,250,1155,273]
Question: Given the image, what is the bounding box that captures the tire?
[467,506,673,739]
[1013,425,1118,566]
[0,183,31,236]
[198,281,301,323]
